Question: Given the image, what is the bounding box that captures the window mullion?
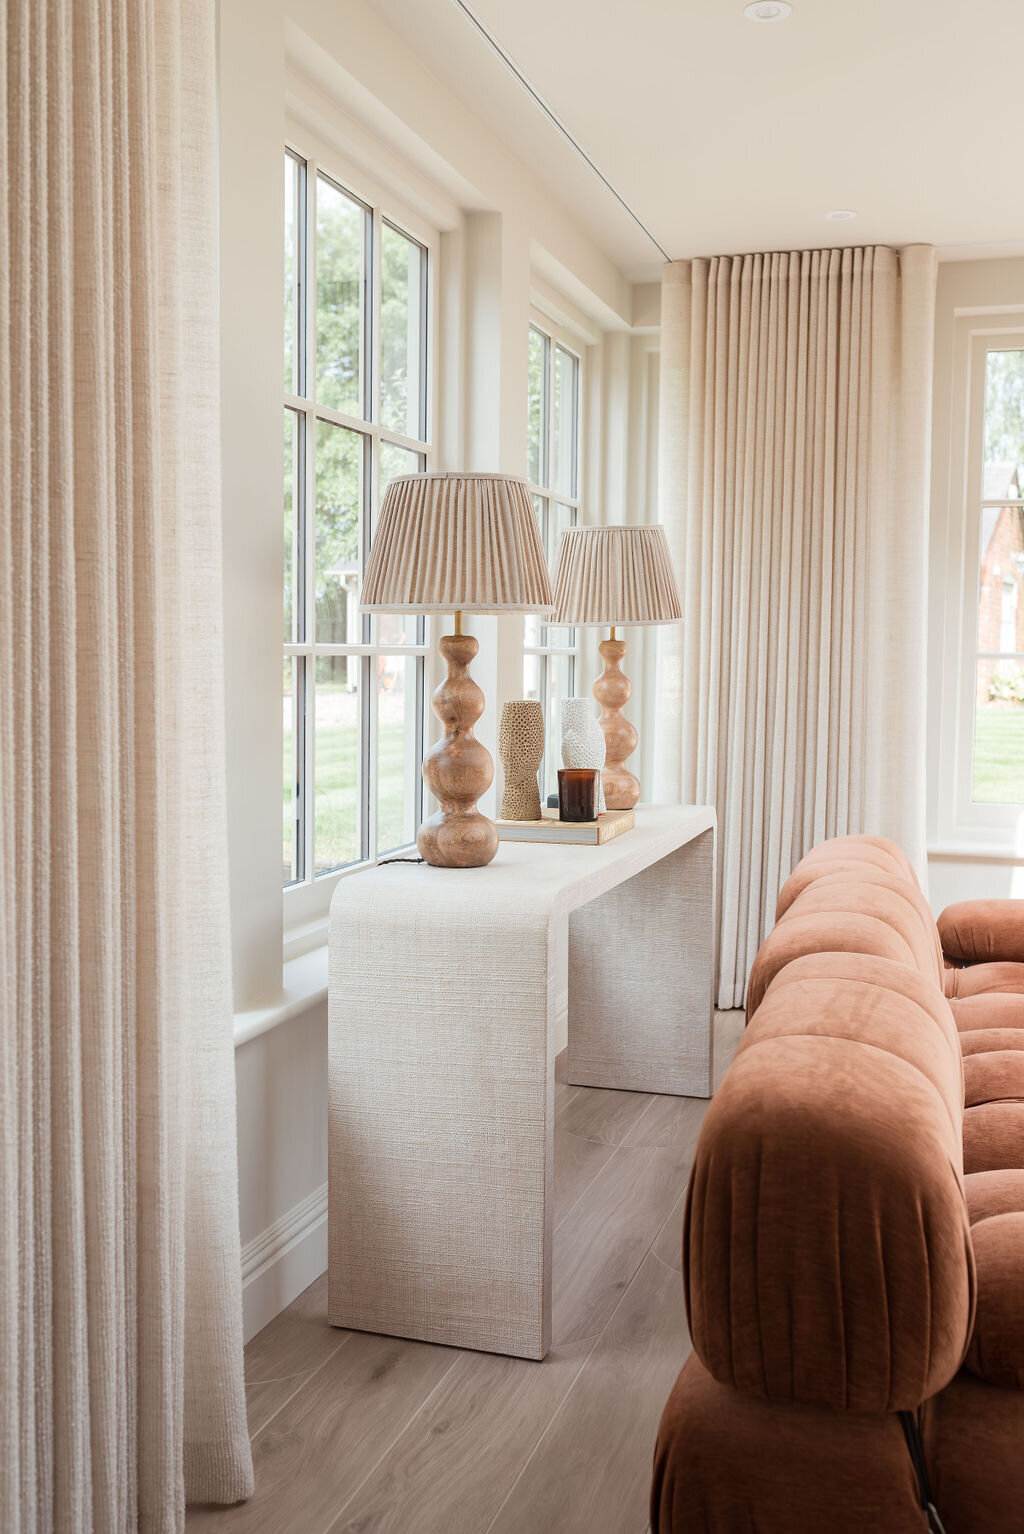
[370,206,383,432]
[363,653,375,864]
[306,156,318,406]
[303,409,317,885]
[302,156,317,880]
[296,154,307,397]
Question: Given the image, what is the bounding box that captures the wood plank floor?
[188,1012,744,1534]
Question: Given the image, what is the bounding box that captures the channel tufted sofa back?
[653,835,1024,1534]
[686,952,972,1414]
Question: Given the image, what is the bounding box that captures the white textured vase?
[561,698,607,815]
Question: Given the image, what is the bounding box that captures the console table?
[326,804,716,1360]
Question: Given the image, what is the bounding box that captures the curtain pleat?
[655,245,936,1008]
[1,1,254,1527]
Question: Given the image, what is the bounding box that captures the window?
[283,147,431,894]
[971,345,1024,806]
[524,321,582,801]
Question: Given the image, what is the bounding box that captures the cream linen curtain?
[654,246,937,1008]
[1,0,253,1527]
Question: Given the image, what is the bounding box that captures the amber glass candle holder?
[557,767,599,822]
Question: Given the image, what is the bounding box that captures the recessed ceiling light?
[825,209,857,221]
[744,2,792,21]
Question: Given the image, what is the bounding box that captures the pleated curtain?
[654,246,937,1008]
[1,0,253,1527]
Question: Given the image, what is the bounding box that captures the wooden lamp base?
[418,631,499,868]
[594,636,640,810]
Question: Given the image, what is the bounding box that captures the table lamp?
[551,524,681,810]
[361,473,554,868]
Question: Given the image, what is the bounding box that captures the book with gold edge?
[495,809,635,845]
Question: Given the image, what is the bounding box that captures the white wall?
[236,1004,328,1339]
[219,0,656,1338]
[220,0,286,1010]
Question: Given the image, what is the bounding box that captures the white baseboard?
[241,1181,327,1342]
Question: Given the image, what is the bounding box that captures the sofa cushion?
[749,958,963,1141]
[774,835,918,919]
[653,1354,927,1534]
[963,1102,1024,1174]
[950,994,1024,1032]
[792,833,917,883]
[963,1213,1024,1389]
[945,961,1024,999]
[922,1369,1024,1532]
[961,1028,1024,1058]
[779,875,943,988]
[939,900,1024,965]
[963,1050,1024,1108]
[685,967,973,1413]
[746,913,916,1019]
[965,1168,1024,1224]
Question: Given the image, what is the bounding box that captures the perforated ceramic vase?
[560,698,606,815]
[499,699,545,821]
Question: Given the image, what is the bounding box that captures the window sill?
[928,840,1024,864]
[233,944,328,1048]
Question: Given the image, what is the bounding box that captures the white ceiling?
[364,0,1024,280]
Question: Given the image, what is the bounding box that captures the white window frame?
[524,312,583,801]
[937,315,1024,846]
[283,130,439,929]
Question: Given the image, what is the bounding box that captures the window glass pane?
[316,176,365,417]
[283,657,301,885]
[315,655,360,872]
[284,408,301,643]
[380,224,425,439]
[973,659,1024,803]
[551,499,576,557]
[548,501,577,640]
[528,327,549,487]
[553,345,578,498]
[983,350,1024,499]
[315,419,362,643]
[974,353,1024,805]
[284,154,302,395]
[373,443,423,647]
[523,651,541,705]
[524,492,547,650]
[377,654,420,854]
[377,441,422,532]
[545,653,573,803]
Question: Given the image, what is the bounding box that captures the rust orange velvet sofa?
[651,834,1024,1533]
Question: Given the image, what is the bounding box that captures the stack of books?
[495,809,635,846]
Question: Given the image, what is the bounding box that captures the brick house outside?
[977,462,1024,706]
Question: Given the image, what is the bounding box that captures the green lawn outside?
[284,698,1023,878]
[284,702,411,878]
[973,707,1024,804]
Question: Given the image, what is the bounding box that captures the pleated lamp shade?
[551,524,682,627]
[361,472,554,614]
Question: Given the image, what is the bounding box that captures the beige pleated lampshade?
[360,473,555,614]
[552,524,682,626]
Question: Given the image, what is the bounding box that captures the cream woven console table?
[327,803,716,1361]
